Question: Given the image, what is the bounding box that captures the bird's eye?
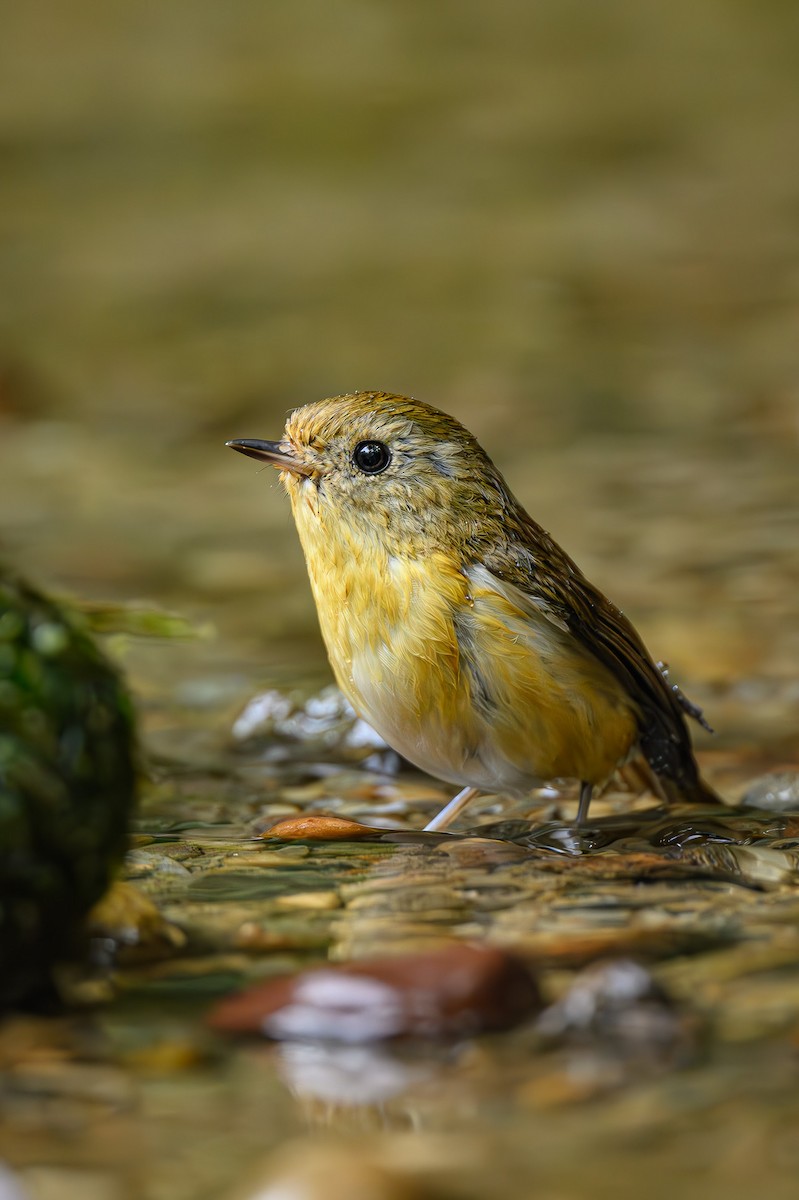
[352,440,391,475]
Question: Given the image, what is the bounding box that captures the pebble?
[0,1164,29,1200]
[274,890,341,911]
[436,838,529,867]
[536,958,693,1059]
[124,851,193,878]
[741,771,799,812]
[273,1041,436,1105]
[17,1168,122,1200]
[86,881,187,958]
[233,919,332,952]
[257,814,384,841]
[207,942,541,1041]
[228,1141,416,1200]
[254,802,302,817]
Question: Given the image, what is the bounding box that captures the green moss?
[0,568,137,1007]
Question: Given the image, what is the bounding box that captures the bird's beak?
[225,439,315,477]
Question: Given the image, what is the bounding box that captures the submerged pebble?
[229,1141,417,1200]
[536,959,694,1059]
[207,943,540,1041]
[741,772,799,812]
[0,1164,29,1200]
[273,1041,438,1105]
[86,880,187,964]
[232,685,389,760]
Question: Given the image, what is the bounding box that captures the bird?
[227,391,717,832]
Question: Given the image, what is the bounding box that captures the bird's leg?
[423,786,479,832]
[575,781,593,826]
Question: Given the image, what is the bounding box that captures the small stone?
[229,1141,416,1200]
[207,942,540,1041]
[517,1066,613,1109]
[0,1163,29,1200]
[438,838,529,867]
[231,689,294,741]
[258,814,383,841]
[275,890,341,911]
[121,1038,207,1073]
[273,1042,436,1105]
[125,850,193,878]
[253,802,302,819]
[253,845,312,862]
[18,1168,122,1200]
[741,772,799,812]
[86,881,187,962]
[232,920,331,952]
[536,958,694,1061]
[342,717,389,751]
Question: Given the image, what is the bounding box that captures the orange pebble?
[259,814,380,841]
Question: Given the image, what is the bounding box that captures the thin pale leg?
[575,781,593,826]
[423,786,479,832]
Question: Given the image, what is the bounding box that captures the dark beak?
[225,439,314,477]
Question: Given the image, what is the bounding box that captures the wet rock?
[86,880,187,965]
[437,838,529,867]
[231,688,296,740]
[713,973,799,1042]
[232,917,333,953]
[711,842,799,887]
[489,922,726,968]
[257,814,384,841]
[529,846,753,888]
[741,772,799,812]
[207,942,540,1041]
[537,959,694,1058]
[232,685,388,756]
[119,1036,209,1074]
[228,1141,418,1200]
[124,850,193,879]
[15,1167,123,1200]
[0,1163,29,1200]
[274,890,341,911]
[274,1041,437,1105]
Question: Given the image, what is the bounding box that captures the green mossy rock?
[0,569,137,1006]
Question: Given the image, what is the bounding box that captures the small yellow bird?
[227,391,716,831]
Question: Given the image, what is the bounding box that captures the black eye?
[353,440,391,474]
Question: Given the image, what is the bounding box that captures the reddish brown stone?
[257,814,381,841]
[207,943,540,1041]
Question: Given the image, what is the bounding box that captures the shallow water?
[3,671,799,1200]
[1,2,799,1197]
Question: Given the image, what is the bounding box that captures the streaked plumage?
[228,391,716,829]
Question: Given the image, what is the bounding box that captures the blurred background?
[0,0,797,745]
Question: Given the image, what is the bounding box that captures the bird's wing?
[479,522,713,802]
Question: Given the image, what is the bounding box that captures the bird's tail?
[660,773,723,807]
[620,758,723,807]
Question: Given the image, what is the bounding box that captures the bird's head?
[227,391,515,559]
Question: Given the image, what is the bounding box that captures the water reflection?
[274,1041,440,1107]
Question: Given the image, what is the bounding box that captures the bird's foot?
[423,786,479,832]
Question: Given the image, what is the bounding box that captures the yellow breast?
[287,479,638,793]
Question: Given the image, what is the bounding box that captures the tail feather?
[656,662,714,732]
[620,756,722,807]
[657,772,723,807]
